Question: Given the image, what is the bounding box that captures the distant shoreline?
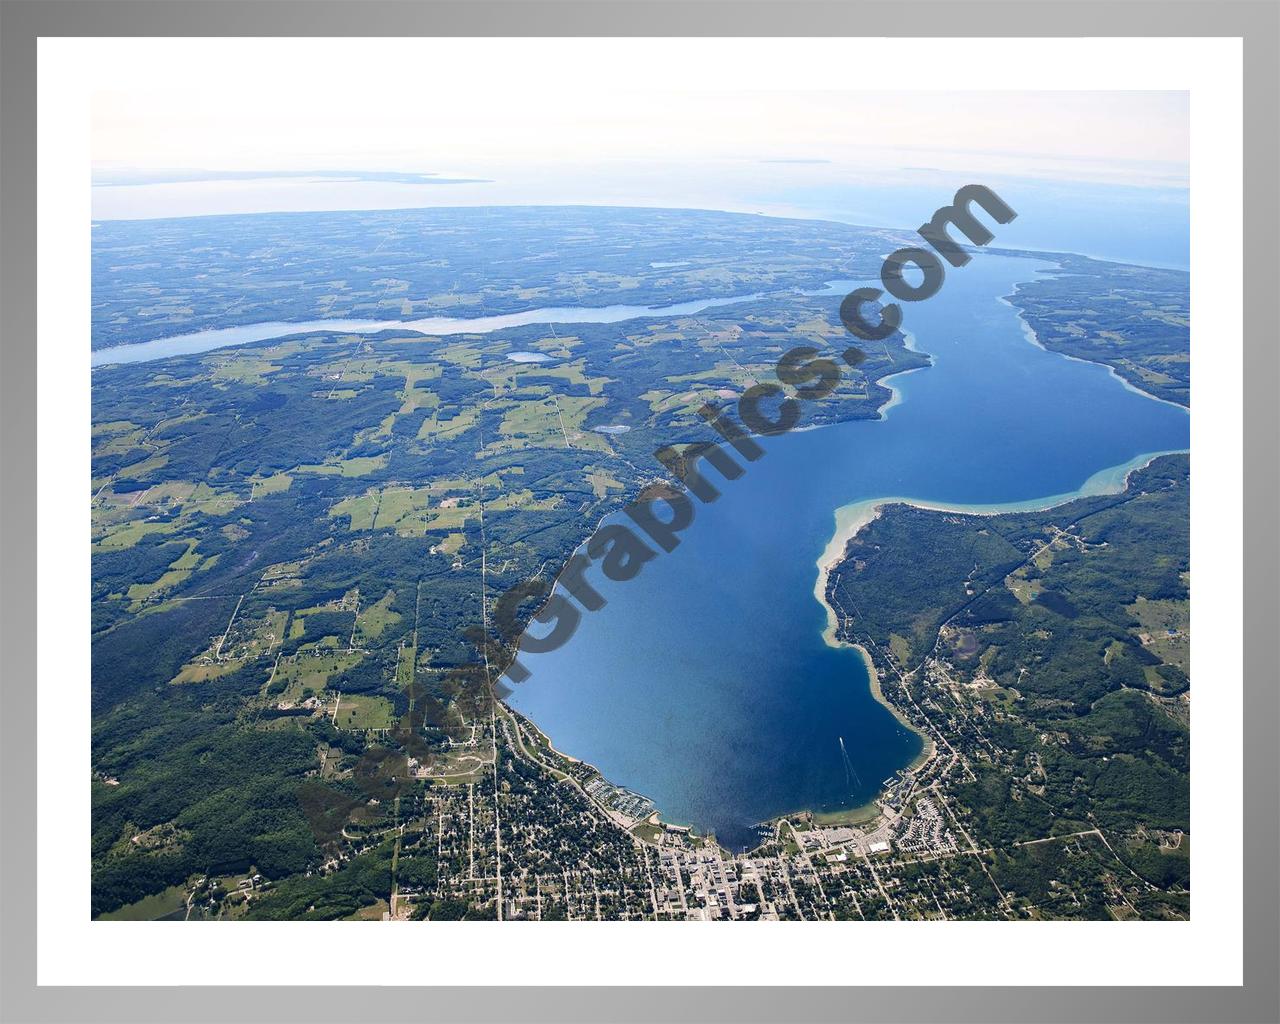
[999,285,1189,412]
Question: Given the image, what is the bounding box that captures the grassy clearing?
[330,492,380,532]
[125,540,202,608]
[272,651,363,702]
[1127,596,1190,673]
[1005,563,1044,604]
[296,454,389,477]
[417,406,479,442]
[330,485,539,536]
[435,532,466,556]
[345,899,389,921]
[519,358,612,396]
[436,342,482,368]
[171,659,250,685]
[586,469,624,498]
[395,644,416,687]
[334,694,395,731]
[250,472,293,498]
[93,516,181,552]
[208,355,282,387]
[811,804,881,827]
[354,590,401,643]
[373,489,431,532]
[485,394,609,455]
[888,633,912,666]
[96,884,189,921]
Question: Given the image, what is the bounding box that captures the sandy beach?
[857,643,936,773]
[811,447,1183,778]
[811,503,936,769]
[814,444,1179,631]
[814,498,888,647]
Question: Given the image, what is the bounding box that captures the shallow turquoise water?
[507,254,1190,850]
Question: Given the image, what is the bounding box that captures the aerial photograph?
[89,66,1191,923]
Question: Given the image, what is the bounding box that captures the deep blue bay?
[507,254,1190,851]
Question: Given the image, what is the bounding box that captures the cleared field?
[395,643,416,686]
[888,633,913,666]
[328,486,543,536]
[354,590,402,644]
[485,393,610,455]
[208,354,282,387]
[271,650,363,702]
[375,488,430,530]
[416,406,479,442]
[171,659,251,686]
[435,532,466,556]
[1128,596,1190,673]
[334,694,395,731]
[250,472,293,498]
[92,515,180,552]
[515,358,612,396]
[436,342,483,368]
[586,468,624,498]
[330,492,381,532]
[96,884,189,921]
[295,454,389,477]
[125,540,203,608]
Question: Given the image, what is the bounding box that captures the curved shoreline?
[999,280,1189,413]
[872,328,927,419]
[810,499,936,777]
[857,643,936,774]
[505,256,1187,846]
[812,448,1186,787]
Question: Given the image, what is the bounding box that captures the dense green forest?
[89,210,923,917]
[827,455,1190,898]
[90,208,1191,921]
[1005,253,1190,406]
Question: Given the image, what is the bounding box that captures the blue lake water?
[506,253,1190,851]
[89,294,762,367]
[89,242,1190,851]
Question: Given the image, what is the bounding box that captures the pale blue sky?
[91,39,1189,265]
[96,87,1188,187]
